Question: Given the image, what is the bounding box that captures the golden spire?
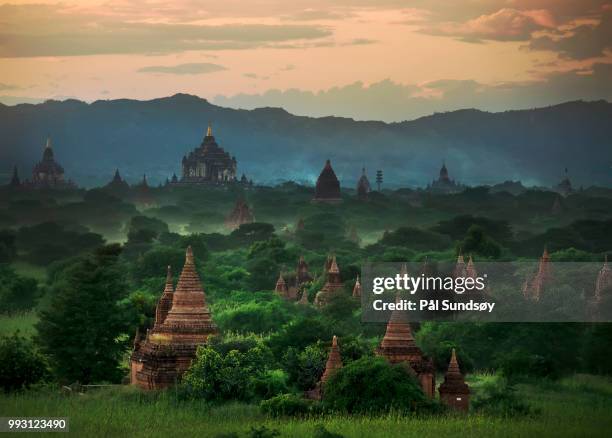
[206,122,212,137]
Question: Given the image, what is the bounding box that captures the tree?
[0,333,49,392]
[36,244,129,384]
[324,356,427,414]
[459,225,502,259]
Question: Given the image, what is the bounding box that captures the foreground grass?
[0,311,38,337]
[2,374,612,437]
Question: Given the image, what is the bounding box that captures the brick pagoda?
[131,246,217,389]
[438,348,470,412]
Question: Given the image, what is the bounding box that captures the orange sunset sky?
[1,0,611,121]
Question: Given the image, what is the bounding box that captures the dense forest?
[1,182,611,436]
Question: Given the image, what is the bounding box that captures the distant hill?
[0,95,610,188]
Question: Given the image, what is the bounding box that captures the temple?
[30,138,75,189]
[8,166,20,188]
[312,160,342,203]
[314,256,345,306]
[438,349,470,412]
[133,174,155,207]
[589,255,612,320]
[375,293,436,398]
[306,335,343,400]
[554,168,573,197]
[225,198,254,229]
[178,124,237,184]
[130,247,217,389]
[104,169,130,195]
[274,257,313,301]
[427,162,462,194]
[523,247,552,301]
[356,167,371,200]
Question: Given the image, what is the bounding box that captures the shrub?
[324,356,427,414]
[260,393,313,417]
[471,375,535,417]
[0,332,49,392]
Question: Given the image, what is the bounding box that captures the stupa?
[225,198,254,230]
[131,247,217,389]
[314,256,344,307]
[375,293,435,397]
[306,335,343,400]
[312,159,342,203]
[438,348,470,412]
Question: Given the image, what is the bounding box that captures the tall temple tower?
[314,256,344,306]
[224,198,254,229]
[523,247,552,301]
[375,293,436,397]
[312,159,342,203]
[306,335,343,400]
[131,247,217,390]
[438,348,470,412]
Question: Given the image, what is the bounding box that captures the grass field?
[0,311,38,337]
[1,374,611,437]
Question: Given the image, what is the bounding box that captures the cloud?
[0,83,20,91]
[213,63,612,122]
[529,10,612,59]
[244,73,259,79]
[421,8,555,42]
[0,4,332,58]
[138,62,227,75]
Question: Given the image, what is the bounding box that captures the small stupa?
[438,348,470,412]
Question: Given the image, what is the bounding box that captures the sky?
[1,0,611,121]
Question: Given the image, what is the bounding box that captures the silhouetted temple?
[356,167,371,200]
[554,168,573,197]
[427,162,462,194]
[8,166,20,188]
[313,160,342,203]
[179,124,237,184]
[133,174,155,207]
[314,256,344,306]
[225,198,254,229]
[438,349,470,412]
[29,138,75,189]
[523,247,552,301]
[375,294,436,397]
[131,247,217,389]
[306,335,343,400]
[104,169,130,194]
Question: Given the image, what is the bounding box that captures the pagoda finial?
[332,335,338,347]
[186,245,194,264]
[207,122,213,137]
[45,137,52,149]
[165,265,173,287]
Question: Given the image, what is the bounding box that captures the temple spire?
[206,122,213,137]
[45,137,52,149]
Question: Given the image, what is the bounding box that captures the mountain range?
[0,94,610,188]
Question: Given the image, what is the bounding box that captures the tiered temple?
[274,257,313,301]
[29,138,75,189]
[133,174,155,207]
[131,247,217,390]
[427,162,462,194]
[438,348,470,411]
[314,256,344,306]
[306,335,343,400]
[312,160,342,203]
[178,124,238,184]
[554,168,573,197]
[104,169,130,195]
[523,247,552,301]
[356,167,371,200]
[225,198,254,229]
[375,293,436,397]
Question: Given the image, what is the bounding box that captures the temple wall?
[440,393,470,412]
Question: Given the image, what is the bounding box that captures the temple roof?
[314,159,341,201]
[439,348,470,395]
[33,137,64,176]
